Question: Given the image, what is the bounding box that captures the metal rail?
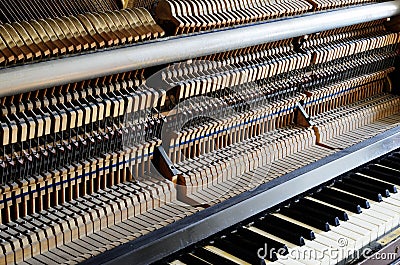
[82,126,400,265]
[0,1,399,97]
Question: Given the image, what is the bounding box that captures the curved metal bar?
[0,1,399,97]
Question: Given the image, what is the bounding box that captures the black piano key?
[253,219,306,246]
[369,164,400,175]
[212,237,266,265]
[298,198,349,221]
[279,207,330,231]
[236,227,288,257]
[349,173,397,193]
[320,188,370,208]
[333,181,383,202]
[379,158,400,171]
[262,215,316,240]
[360,166,400,185]
[388,155,400,162]
[194,248,238,265]
[290,203,340,227]
[343,176,391,198]
[229,233,278,262]
[177,253,211,265]
[312,192,362,214]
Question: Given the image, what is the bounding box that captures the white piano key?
[272,214,356,262]
[338,222,370,244]
[366,204,398,230]
[247,226,329,265]
[306,197,381,241]
[383,197,400,208]
[204,246,251,265]
[303,239,340,265]
[330,188,395,232]
[170,260,186,265]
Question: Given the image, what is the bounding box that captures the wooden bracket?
[152,146,180,184]
[295,102,315,127]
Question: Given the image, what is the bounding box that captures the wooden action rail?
[0,8,163,67]
[154,0,378,35]
[0,0,119,23]
[155,0,313,35]
[4,0,385,68]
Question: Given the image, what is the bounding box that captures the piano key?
[379,157,400,170]
[249,222,334,264]
[311,191,362,214]
[379,158,400,171]
[361,165,400,185]
[253,218,306,246]
[236,227,288,257]
[169,260,186,265]
[279,207,331,231]
[212,236,267,264]
[317,187,370,209]
[305,197,382,241]
[388,155,400,163]
[275,257,306,265]
[274,214,367,261]
[342,176,391,198]
[351,172,398,193]
[207,239,257,265]
[289,203,341,227]
[333,182,383,202]
[176,253,211,265]
[296,198,349,221]
[193,247,238,265]
[332,190,397,233]
[262,214,316,240]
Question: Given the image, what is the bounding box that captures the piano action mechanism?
[0,0,399,264]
